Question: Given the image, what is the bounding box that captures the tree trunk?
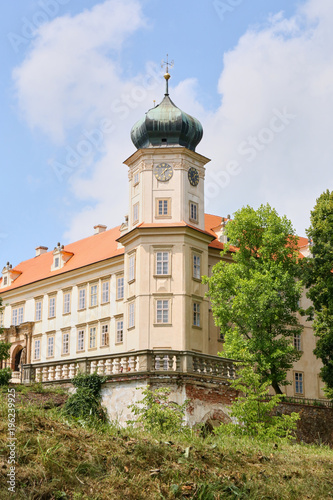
[272,381,283,395]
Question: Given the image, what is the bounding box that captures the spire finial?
[161,54,174,95]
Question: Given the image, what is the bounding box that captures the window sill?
[76,350,85,354]
[115,341,124,345]
[155,215,172,219]
[48,316,55,320]
[88,347,97,351]
[192,277,202,283]
[192,325,202,330]
[46,356,54,359]
[116,298,124,302]
[128,326,135,331]
[154,274,171,278]
[89,305,98,309]
[189,219,198,224]
[100,344,109,348]
[77,308,86,312]
[61,353,70,357]
[101,301,110,305]
[62,312,71,316]
[154,323,172,327]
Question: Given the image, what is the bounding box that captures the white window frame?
[189,201,198,223]
[101,324,109,347]
[102,281,109,303]
[156,299,170,324]
[156,198,171,218]
[78,288,86,310]
[156,251,169,275]
[129,255,135,282]
[34,339,41,360]
[294,372,304,395]
[77,329,85,352]
[63,292,71,314]
[193,254,201,280]
[62,332,69,355]
[89,326,97,349]
[193,302,201,327]
[35,300,42,322]
[54,256,60,268]
[49,297,56,318]
[128,302,135,329]
[90,284,98,307]
[133,171,139,185]
[117,276,124,300]
[47,336,54,358]
[116,320,124,343]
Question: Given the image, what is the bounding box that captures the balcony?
[22,350,236,385]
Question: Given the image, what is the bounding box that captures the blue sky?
[1,0,333,267]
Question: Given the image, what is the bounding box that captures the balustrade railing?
[21,350,237,384]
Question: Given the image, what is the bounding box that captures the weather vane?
[161,54,174,95]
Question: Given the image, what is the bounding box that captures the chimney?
[35,246,48,257]
[94,224,107,235]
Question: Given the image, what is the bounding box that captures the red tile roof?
[0,215,308,293]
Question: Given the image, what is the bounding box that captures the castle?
[0,68,327,424]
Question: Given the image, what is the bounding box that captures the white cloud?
[202,0,333,236]
[13,0,333,243]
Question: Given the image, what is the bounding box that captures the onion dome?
[131,70,203,152]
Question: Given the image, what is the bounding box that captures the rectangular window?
[89,326,97,349]
[35,301,42,321]
[193,302,201,327]
[47,337,54,357]
[116,321,123,343]
[79,288,86,309]
[156,252,169,275]
[293,333,301,351]
[156,198,170,217]
[77,330,85,352]
[12,309,17,326]
[90,284,98,307]
[189,202,198,223]
[62,332,69,355]
[102,281,109,303]
[101,324,109,346]
[193,254,201,280]
[156,299,169,324]
[133,202,139,223]
[117,276,124,300]
[54,257,60,268]
[3,276,7,286]
[63,292,71,314]
[34,339,41,360]
[18,307,23,324]
[128,302,135,328]
[295,372,304,394]
[49,296,56,318]
[134,172,139,185]
[129,255,135,282]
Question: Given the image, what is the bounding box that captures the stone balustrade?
[21,350,237,384]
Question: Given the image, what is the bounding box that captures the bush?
[127,386,189,435]
[214,365,299,442]
[0,367,12,386]
[63,373,107,423]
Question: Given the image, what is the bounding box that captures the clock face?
[154,163,173,182]
[188,167,199,187]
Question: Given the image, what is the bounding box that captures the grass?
[0,386,332,499]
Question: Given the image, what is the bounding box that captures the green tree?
[214,358,299,441]
[0,298,12,385]
[305,190,333,399]
[203,204,303,394]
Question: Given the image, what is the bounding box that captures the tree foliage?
[63,372,107,423]
[0,297,12,385]
[214,360,299,441]
[204,204,303,394]
[305,190,333,398]
[127,386,189,435]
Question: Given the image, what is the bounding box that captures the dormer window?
[51,242,73,271]
[1,262,22,289]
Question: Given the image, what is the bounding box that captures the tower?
[118,63,213,354]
